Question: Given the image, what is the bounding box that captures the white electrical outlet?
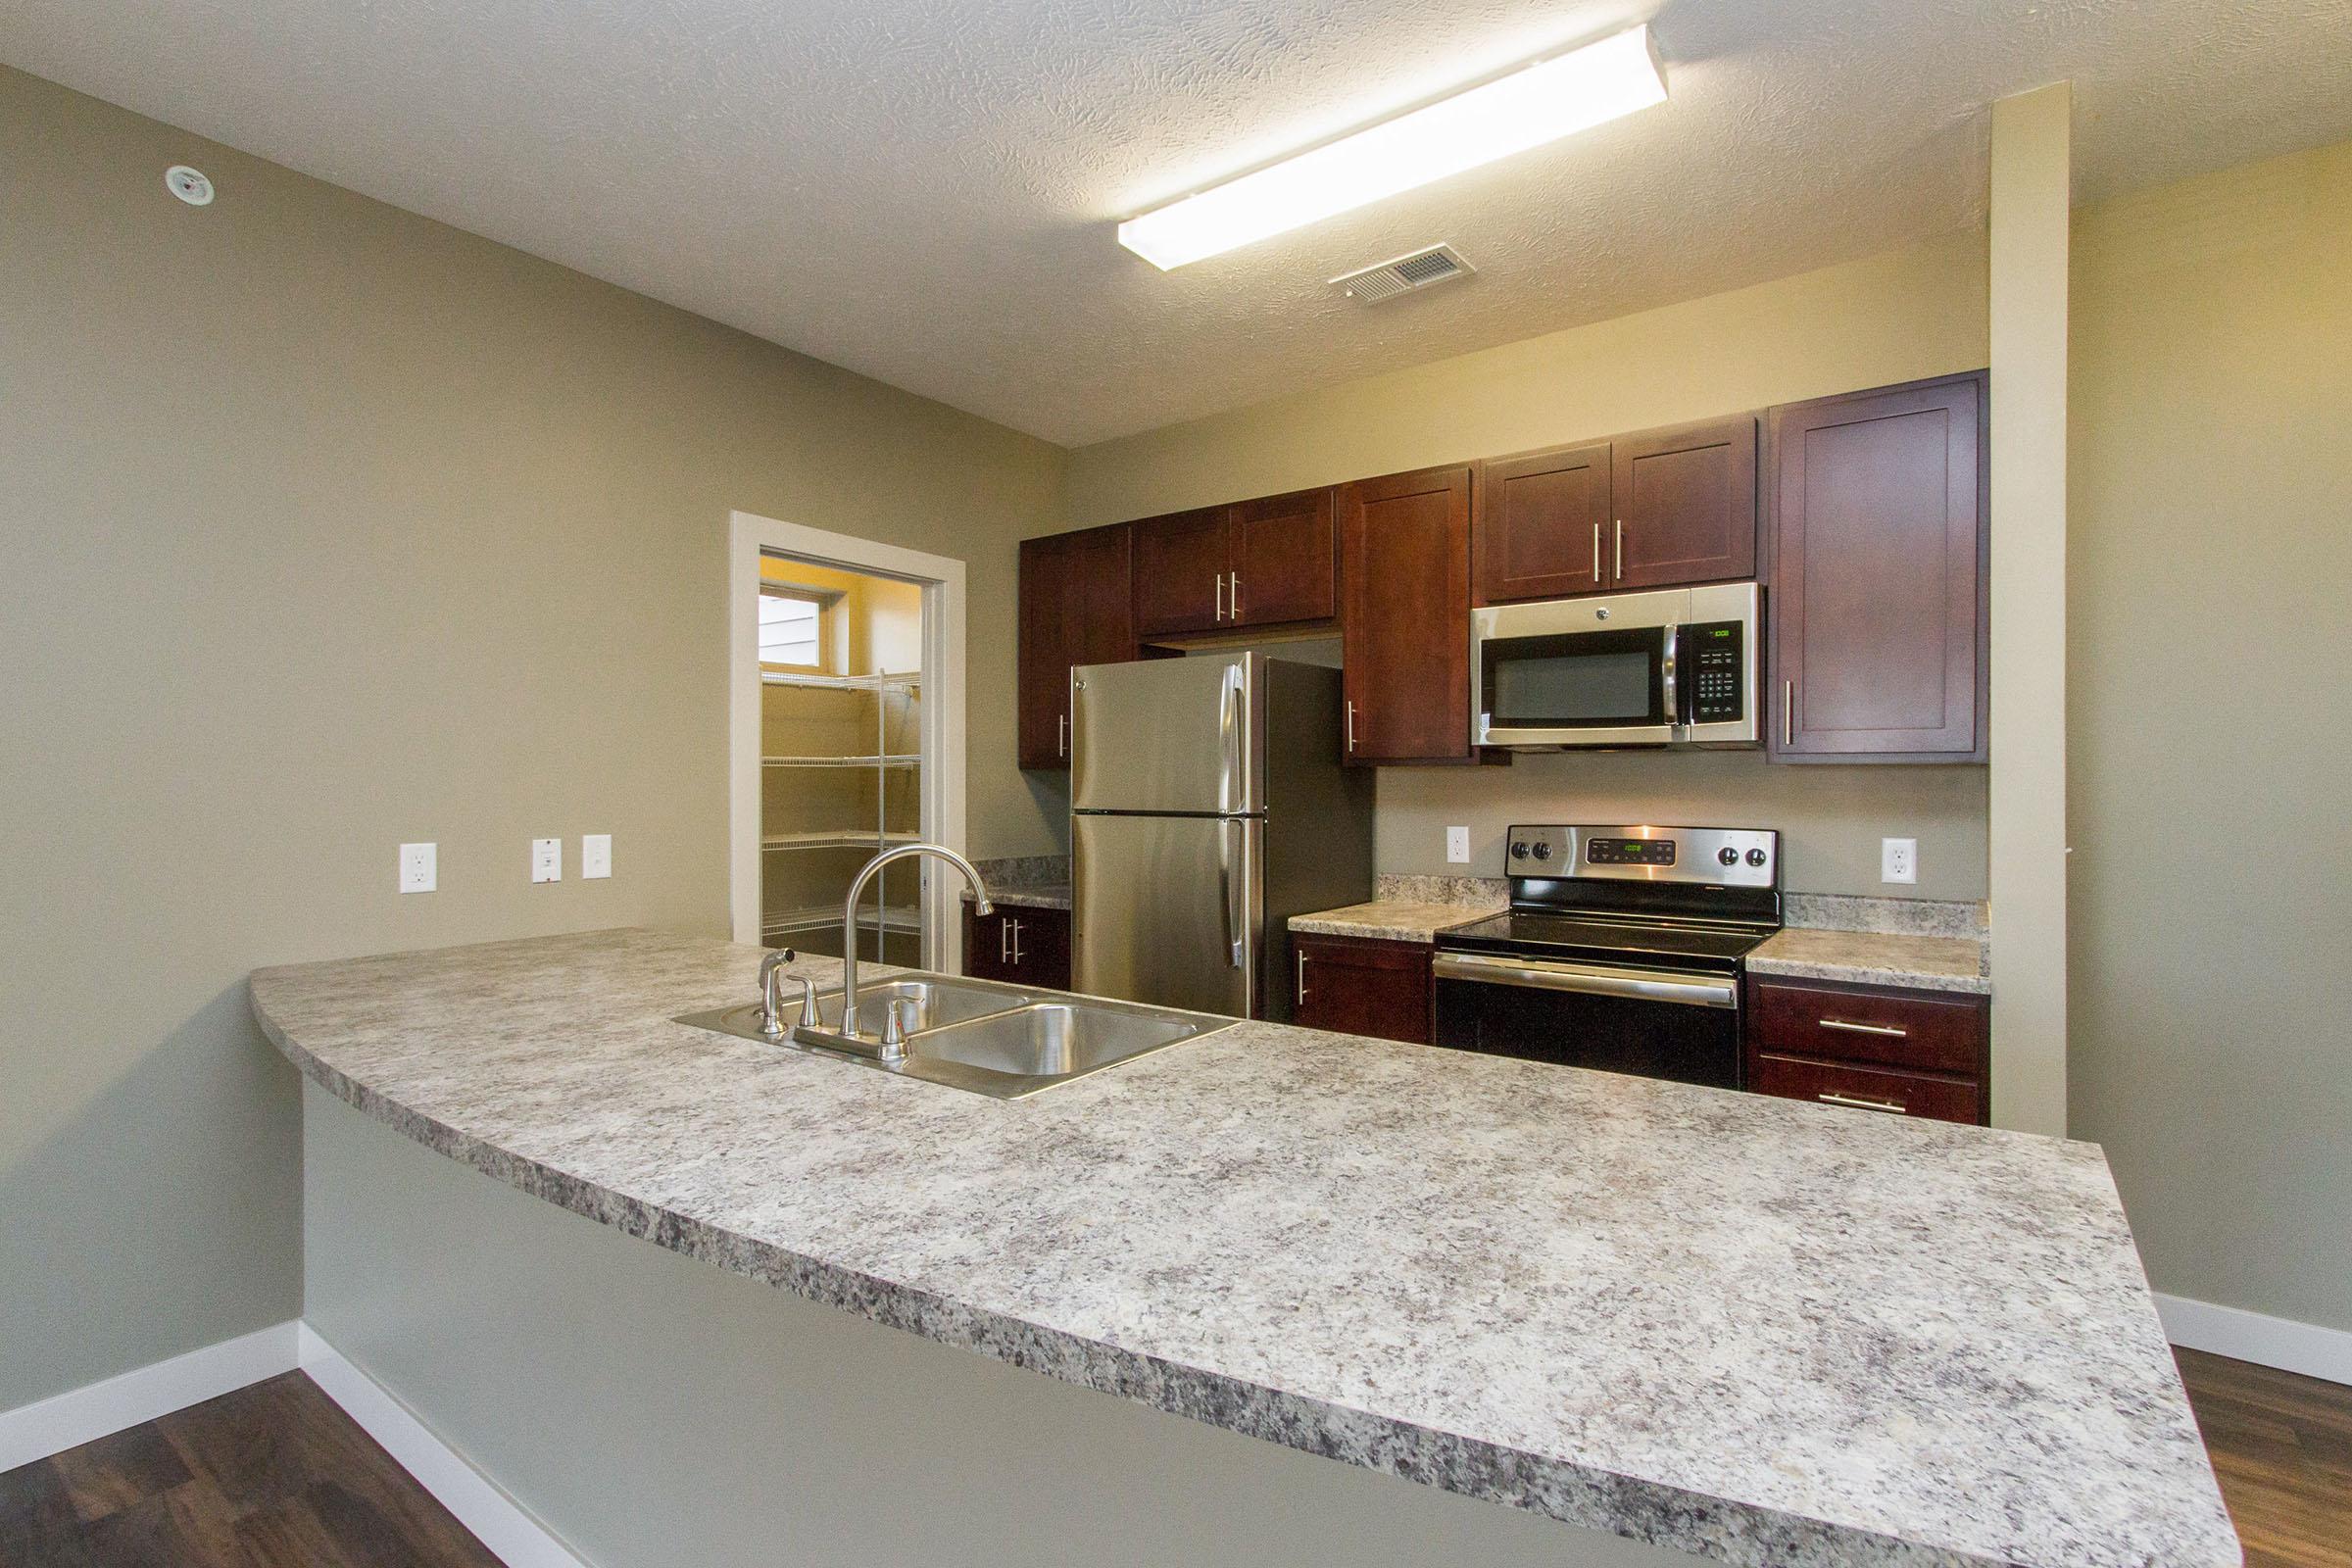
[1446,826,1471,864]
[581,833,612,879]
[531,837,562,883]
[1882,837,1918,885]
[398,843,436,894]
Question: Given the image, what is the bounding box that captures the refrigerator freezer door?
[1071,655,1263,815]
[1072,813,1260,1017]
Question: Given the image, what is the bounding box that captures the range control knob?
[1745,848,1769,867]
[1531,841,1552,861]
[1509,841,1530,860]
[1717,847,1740,867]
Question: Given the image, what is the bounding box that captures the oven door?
[1430,952,1742,1089]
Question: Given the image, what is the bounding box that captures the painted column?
[1986,82,2072,1136]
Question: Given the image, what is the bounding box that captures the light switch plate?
[531,838,562,883]
[1882,837,1918,885]
[1446,826,1471,864]
[398,843,436,894]
[581,833,612,880]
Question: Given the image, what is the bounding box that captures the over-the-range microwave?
[1470,582,1761,750]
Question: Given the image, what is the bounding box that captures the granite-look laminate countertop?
[958,883,1070,912]
[249,929,2233,1568]
[1747,928,1991,996]
[1287,897,1503,943]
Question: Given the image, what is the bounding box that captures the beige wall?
[1063,232,1994,898]
[0,68,1063,1411]
[2069,140,2352,1331]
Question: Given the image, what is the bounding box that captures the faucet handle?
[794,976,820,1031]
[878,997,916,1062]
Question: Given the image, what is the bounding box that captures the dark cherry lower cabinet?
[1743,974,1989,1125]
[1338,465,1473,763]
[1290,933,1432,1044]
[1017,523,1133,770]
[1768,372,1987,761]
[963,903,1071,990]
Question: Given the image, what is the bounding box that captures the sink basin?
[674,972,1232,1099]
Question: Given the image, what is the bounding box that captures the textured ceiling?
[5,0,2347,445]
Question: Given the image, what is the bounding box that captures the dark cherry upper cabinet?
[1230,488,1337,626]
[1610,415,1758,590]
[1016,522,1133,770]
[1474,442,1610,605]
[1768,372,1987,763]
[1338,465,1473,763]
[1133,492,1336,636]
[1131,506,1231,636]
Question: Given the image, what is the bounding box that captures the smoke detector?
[165,166,215,206]
[1331,244,1474,304]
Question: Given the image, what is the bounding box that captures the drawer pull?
[1819,1018,1908,1039]
[1815,1091,1909,1114]
[1818,1091,1907,1114]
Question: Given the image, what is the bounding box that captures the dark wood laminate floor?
[2177,1348,2352,1568]
[3,1353,2346,1566]
[0,1373,500,1568]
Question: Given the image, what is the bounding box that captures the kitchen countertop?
[249,929,2232,1568]
[1746,927,1991,996]
[959,883,1070,912]
[1287,896,1504,943]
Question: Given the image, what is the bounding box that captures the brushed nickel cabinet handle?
[999,917,1009,964]
[1010,917,1024,965]
[1819,1091,1908,1114]
[1591,522,1600,581]
[1784,679,1794,748]
[1820,1018,1909,1039]
[1614,518,1624,579]
[1214,572,1226,621]
[1231,572,1242,618]
[1297,949,1308,1004]
[1345,700,1357,753]
[1057,711,1066,758]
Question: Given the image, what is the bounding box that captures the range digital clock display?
[1588,838,1676,866]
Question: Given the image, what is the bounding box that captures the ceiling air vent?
[1331,244,1474,304]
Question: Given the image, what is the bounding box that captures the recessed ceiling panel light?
[1117,24,1667,270]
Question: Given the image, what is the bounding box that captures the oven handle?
[1432,952,1737,1009]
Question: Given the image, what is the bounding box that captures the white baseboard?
[2158,1292,2352,1387]
[296,1324,588,1568]
[0,1321,299,1474]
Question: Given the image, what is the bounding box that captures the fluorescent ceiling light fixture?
[1117,24,1667,270]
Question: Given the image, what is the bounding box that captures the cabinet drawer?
[1748,977,1986,1075]
[1750,1054,1982,1125]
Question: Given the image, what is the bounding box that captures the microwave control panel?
[1687,620,1746,723]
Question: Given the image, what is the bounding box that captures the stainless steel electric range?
[1432,824,1781,1090]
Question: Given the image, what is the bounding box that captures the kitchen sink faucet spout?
[841,844,992,1037]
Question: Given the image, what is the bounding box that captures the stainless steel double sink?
[675,973,1233,1099]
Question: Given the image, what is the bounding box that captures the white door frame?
[727,510,966,970]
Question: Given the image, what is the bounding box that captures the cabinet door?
[1769,373,1985,761]
[1016,534,1072,770]
[1292,935,1431,1044]
[1230,488,1336,626]
[1475,442,1610,604]
[964,906,1020,982]
[1005,906,1072,991]
[1132,507,1233,635]
[1017,523,1133,771]
[1338,466,1473,763]
[1610,416,1758,590]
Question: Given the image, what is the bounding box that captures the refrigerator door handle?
[1217,662,1242,813]
[1232,822,1250,968]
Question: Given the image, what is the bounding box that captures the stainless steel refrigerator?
[1071,653,1374,1019]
